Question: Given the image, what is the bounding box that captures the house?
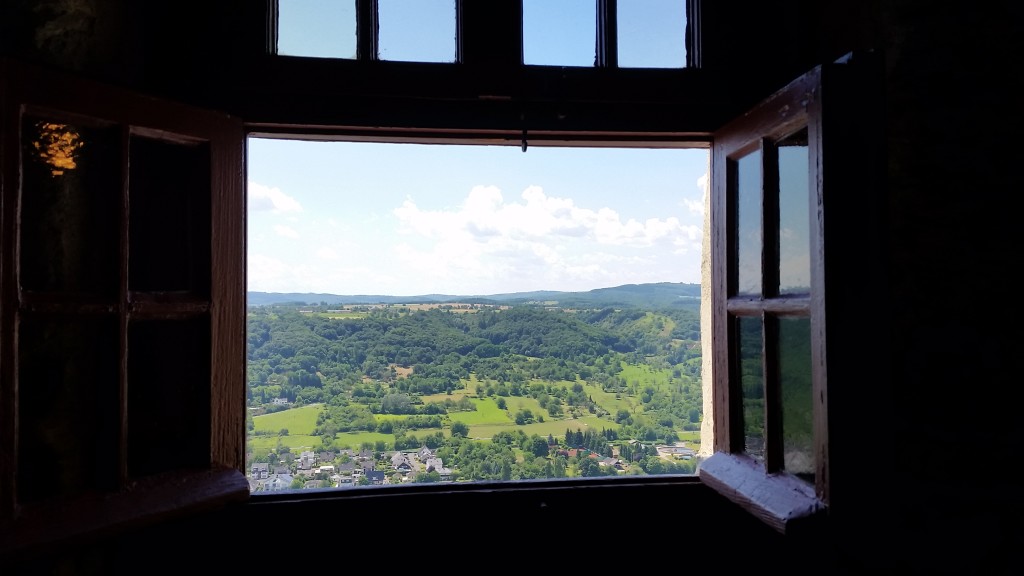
[424,458,452,481]
[250,463,269,480]
[364,471,387,486]
[298,451,317,470]
[0,2,1019,574]
[390,452,411,470]
[417,446,434,461]
[263,475,294,492]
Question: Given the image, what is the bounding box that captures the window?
[244,138,710,492]
[276,0,696,68]
[0,59,249,554]
[699,52,884,533]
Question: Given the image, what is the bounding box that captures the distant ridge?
[247,282,700,310]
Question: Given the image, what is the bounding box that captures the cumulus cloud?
[273,224,299,239]
[390,185,703,293]
[249,181,303,213]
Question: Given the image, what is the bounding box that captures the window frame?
[699,52,884,534]
[270,0,700,69]
[0,58,249,556]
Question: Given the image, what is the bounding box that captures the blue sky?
[252,1,705,297]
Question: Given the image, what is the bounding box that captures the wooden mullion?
[761,137,780,298]
[356,0,379,62]
[597,0,618,68]
[117,125,131,488]
[0,60,18,520]
[686,0,702,69]
[762,314,783,472]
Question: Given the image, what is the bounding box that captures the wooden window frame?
[699,52,884,534]
[0,58,249,557]
[268,0,700,68]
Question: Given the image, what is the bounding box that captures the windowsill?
[0,467,250,559]
[698,451,826,534]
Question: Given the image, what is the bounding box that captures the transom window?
[276,0,693,68]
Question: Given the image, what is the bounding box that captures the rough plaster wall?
[11,0,130,81]
[698,162,713,457]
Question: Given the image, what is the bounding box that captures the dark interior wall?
[877,2,1022,572]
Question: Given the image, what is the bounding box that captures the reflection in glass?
[278,0,357,59]
[737,317,764,461]
[379,0,456,63]
[779,317,814,482]
[618,0,686,68]
[523,0,595,66]
[778,129,810,294]
[21,117,120,294]
[736,150,762,296]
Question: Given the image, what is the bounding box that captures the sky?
[251,1,705,297]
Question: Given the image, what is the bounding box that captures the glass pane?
[778,129,810,294]
[278,0,357,59]
[128,136,211,294]
[379,0,456,63]
[735,149,762,296]
[617,0,686,68]
[523,0,596,66]
[779,317,814,481]
[18,315,120,503]
[20,117,120,295]
[737,316,764,461]
[128,317,211,477]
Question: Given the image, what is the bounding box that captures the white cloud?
[273,224,300,239]
[317,247,339,260]
[249,181,303,213]
[389,185,704,293]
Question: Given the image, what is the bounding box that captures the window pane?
[735,150,762,296]
[18,316,120,503]
[778,129,810,294]
[379,0,456,63]
[278,0,357,59]
[128,137,211,294]
[617,0,686,68]
[737,316,764,461]
[523,0,596,66]
[779,317,814,481]
[20,117,120,295]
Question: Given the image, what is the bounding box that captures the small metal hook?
[521,127,528,153]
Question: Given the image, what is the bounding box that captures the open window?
[699,52,884,534]
[0,59,248,555]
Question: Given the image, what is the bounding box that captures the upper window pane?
[379,0,457,63]
[523,0,596,66]
[617,0,686,68]
[735,149,762,296]
[278,0,357,59]
[777,129,810,294]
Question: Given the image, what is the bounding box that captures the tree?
[450,421,470,438]
[529,436,550,458]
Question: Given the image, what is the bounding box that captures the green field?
[248,433,320,454]
[253,403,322,435]
[447,397,512,425]
[469,414,618,440]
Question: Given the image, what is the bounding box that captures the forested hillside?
[246,283,704,484]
